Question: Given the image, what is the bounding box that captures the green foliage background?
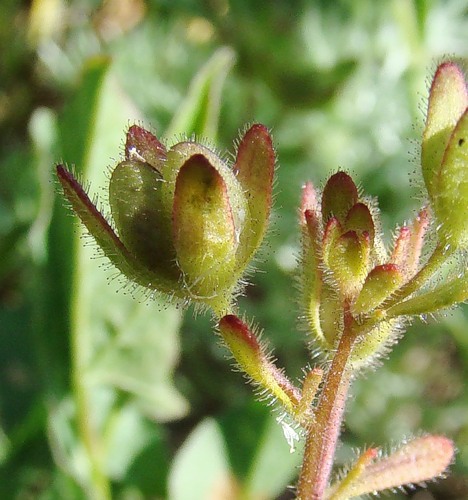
[0,0,467,498]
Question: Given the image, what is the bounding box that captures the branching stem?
[296,305,357,499]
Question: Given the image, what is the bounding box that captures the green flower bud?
[328,230,370,299]
[57,124,275,315]
[432,108,468,247]
[422,62,468,247]
[219,315,300,415]
[322,171,359,224]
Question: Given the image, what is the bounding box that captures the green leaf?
[164,47,236,142]
[48,58,187,492]
[219,402,303,499]
[168,419,233,500]
[243,411,303,498]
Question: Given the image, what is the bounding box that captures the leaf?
[168,418,235,500]
[243,410,304,498]
[219,402,303,499]
[47,57,188,491]
[164,47,236,141]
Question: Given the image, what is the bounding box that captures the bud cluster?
[299,172,430,366]
[57,60,467,498]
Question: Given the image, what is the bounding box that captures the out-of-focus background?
[1,0,467,498]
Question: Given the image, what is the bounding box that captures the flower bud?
[432,108,468,247]
[422,62,468,247]
[322,171,359,223]
[57,124,275,315]
[328,230,370,298]
[219,315,299,415]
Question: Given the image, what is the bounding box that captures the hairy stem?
[296,307,356,499]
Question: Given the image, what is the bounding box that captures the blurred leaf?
[270,60,357,107]
[164,46,236,141]
[123,424,170,498]
[220,401,303,498]
[0,223,30,281]
[243,414,303,498]
[168,418,234,500]
[45,56,187,492]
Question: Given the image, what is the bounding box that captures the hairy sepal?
[233,124,275,267]
[173,154,237,299]
[56,164,177,294]
[422,62,467,201]
[326,435,454,498]
[219,315,301,418]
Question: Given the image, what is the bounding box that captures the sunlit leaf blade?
[243,412,304,498]
[50,59,188,492]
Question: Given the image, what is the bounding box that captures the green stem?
[296,307,356,499]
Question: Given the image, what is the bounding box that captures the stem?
[296,307,357,500]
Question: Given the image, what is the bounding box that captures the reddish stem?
[297,307,356,499]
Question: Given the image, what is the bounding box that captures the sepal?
[233,124,275,265]
[326,435,454,499]
[173,154,237,299]
[219,315,301,417]
[125,124,166,170]
[433,108,468,247]
[422,62,467,201]
[353,264,403,315]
